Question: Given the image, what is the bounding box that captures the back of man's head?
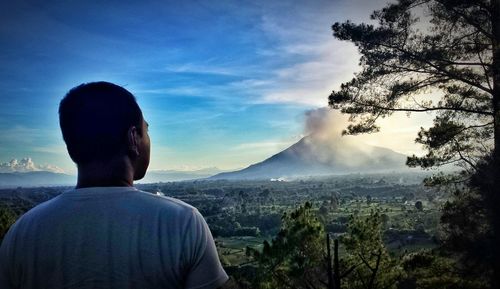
[59,81,143,165]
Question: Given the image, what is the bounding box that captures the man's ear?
[127,126,140,157]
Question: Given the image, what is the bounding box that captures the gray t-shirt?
[0,186,228,289]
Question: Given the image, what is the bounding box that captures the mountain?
[0,171,75,188]
[139,167,224,183]
[0,167,225,188]
[210,135,410,180]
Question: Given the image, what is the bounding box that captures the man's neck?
[76,158,134,189]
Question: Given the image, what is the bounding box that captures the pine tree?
[246,202,326,289]
[329,1,500,286]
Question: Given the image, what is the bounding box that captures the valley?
[0,172,444,279]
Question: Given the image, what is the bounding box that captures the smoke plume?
[304,107,350,140]
[301,107,380,166]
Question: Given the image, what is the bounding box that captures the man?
[0,82,229,289]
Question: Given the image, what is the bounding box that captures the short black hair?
[59,81,143,165]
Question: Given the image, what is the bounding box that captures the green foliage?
[0,206,17,241]
[399,250,486,289]
[341,211,402,289]
[246,206,408,289]
[247,202,326,289]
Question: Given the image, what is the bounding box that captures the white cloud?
[0,157,65,173]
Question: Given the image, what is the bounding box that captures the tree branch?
[386,43,493,94]
[453,138,478,171]
[367,250,382,289]
[439,1,494,39]
[474,33,493,91]
[349,98,493,116]
[356,270,368,289]
[358,252,374,272]
[340,264,358,278]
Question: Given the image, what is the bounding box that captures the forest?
[0,171,485,288]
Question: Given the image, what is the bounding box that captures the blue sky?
[0,0,433,174]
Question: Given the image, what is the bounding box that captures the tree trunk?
[326,233,334,289]
[489,1,500,288]
[493,0,500,153]
[333,239,340,289]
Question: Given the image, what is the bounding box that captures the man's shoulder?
[17,193,65,220]
[20,187,198,223]
[133,189,198,214]
[71,186,198,214]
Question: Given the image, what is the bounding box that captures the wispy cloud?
[231,140,294,151]
[164,63,240,76]
[253,21,360,107]
[1,126,41,144]
[32,145,66,155]
[133,86,203,97]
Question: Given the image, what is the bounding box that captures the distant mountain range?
[0,171,75,188]
[0,167,228,188]
[210,135,410,180]
[139,167,225,183]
